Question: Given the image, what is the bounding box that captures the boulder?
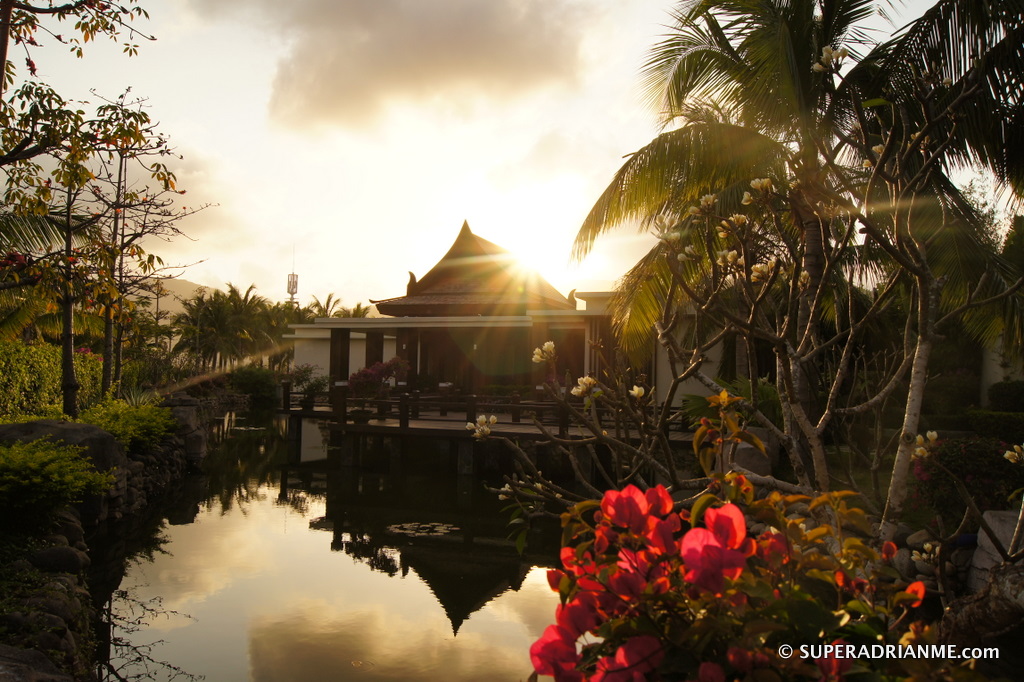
[0,643,72,682]
[967,510,1020,592]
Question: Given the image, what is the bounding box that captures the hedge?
[966,409,1024,446]
[0,341,103,416]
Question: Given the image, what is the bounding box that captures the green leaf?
[690,493,718,526]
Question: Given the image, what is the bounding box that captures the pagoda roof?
[372,221,574,317]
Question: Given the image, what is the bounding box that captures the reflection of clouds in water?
[127,506,279,626]
[481,567,559,639]
[249,600,534,681]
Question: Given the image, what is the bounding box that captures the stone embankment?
[0,396,206,682]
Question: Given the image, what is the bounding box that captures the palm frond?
[574,119,788,260]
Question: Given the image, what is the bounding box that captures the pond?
[89,412,561,682]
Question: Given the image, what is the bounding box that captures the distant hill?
[133,278,221,318]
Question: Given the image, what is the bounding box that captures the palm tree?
[340,301,373,318]
[304,293,346,319]
[572,0,1024,534]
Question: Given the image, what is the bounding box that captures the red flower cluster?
[532,484,766,681]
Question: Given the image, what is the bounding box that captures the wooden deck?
[285,399,693,444]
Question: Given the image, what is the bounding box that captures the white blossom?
[532,341,555,364]
[700,193,716,208]
[629,385,645,399]
[570,375,599,397]
[741,191,753,205]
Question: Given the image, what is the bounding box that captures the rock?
[967,510,1019,592]
[894,547,916,580]
[914,560,936,577]
[719,443,772,476]
[28,546,90,573]
[0,643,72,681]
[905,528,933,551]
[892,523,913,547]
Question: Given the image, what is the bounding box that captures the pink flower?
[815,639,852,681]
[602,486,651,534]
[601,485,675,535]
[905,580,926,608]
[696,661,726,682]
[679,504,750,593]
[591,636,663,682]
[555,593,600,638]
[530,624,582,680]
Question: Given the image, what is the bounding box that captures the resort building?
[287,221,717,398]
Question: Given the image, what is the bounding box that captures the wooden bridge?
[280,388,693,474]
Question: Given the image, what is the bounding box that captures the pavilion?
[287,221,716,396]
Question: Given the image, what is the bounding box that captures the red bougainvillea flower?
[696,661,726,682]
[556,599,600,639]
[704,504,755,555]
[590,636,663,682]
[815,639,853,681]
[757,530,790,567]
[680,504,751,593]
[601,486,651,534]
[905,580,926,608]
[645,513,682,556]
[530,624,583,680]
[726,647,752,674]
[601,484,674,535]
[881,541,898,561]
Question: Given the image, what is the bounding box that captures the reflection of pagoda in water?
[399,542,531,635]
[285,464,553,635]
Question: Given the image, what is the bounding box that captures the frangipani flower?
[467,414,498,439]
[629,385,645,399]
[571,375,599,397]
[532,341,555,364]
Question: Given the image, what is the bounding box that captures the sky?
[28,0,935,309]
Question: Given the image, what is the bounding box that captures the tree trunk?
[939,564,1024,647]
[101,305,114,394]
[879,280,938,542]
[0,0,14,99]
[61,212,79,418]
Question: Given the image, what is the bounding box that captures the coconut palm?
[579,0,1023,345]
[572,0,1024,535]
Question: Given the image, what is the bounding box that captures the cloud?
[185,0,590,127]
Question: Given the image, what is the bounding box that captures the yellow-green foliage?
[0,439,114,530]
[79,399,176,454]
[0,341,103,417]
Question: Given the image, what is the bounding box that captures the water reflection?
[92,413,560,681]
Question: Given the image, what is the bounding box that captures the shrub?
[230,366,278,405]
[966,409,1024,445]
[78,399,176,454]
[987,380,1024,412]
[0,439,114,531]
[921,370,980,415]
[912,436,1024,528]
[531,475,973,681]
[0,341,103,417]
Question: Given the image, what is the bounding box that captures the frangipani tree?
[571,0,1024,541]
